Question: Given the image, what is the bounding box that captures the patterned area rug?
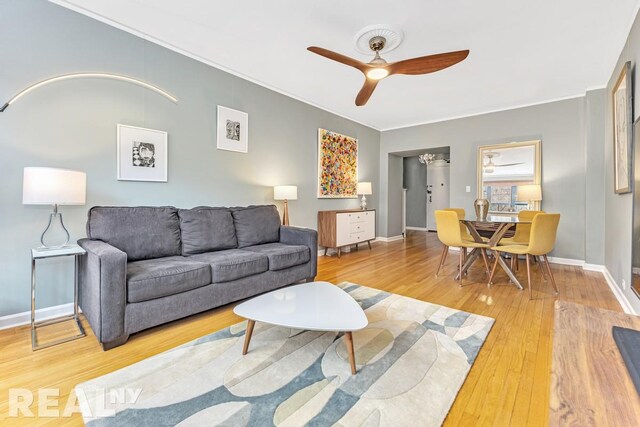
[76,283,494,426]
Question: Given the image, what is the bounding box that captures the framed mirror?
[477,140,541,214]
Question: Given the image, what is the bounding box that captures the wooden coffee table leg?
[344,331,356,374]
[242,319,255,355]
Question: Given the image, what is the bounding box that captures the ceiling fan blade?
[307,46,369,73]
[495,162,525,167]
[388,50,469,76]
[355,79,379,106]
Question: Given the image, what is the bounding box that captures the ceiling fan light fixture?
[366,68,389,80]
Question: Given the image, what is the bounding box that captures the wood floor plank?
[0,231,623,425]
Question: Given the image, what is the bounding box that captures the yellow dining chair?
[499,210,545,245]
[443,208,475,242]
[489,213,560,299]
[499,210,544,273]
[435,210,491,284]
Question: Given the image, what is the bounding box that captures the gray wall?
[584,89,607,265]
[384,154,404,238]
[0,0,380,317]
[402,157,427,228]
[379,98,588,260]
[605,10,640,313]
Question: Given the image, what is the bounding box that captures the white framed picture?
[217,105,248,153]
[117,124,168,182]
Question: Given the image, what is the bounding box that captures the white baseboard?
[547,256,585,267]
[405,226,428,232]
[546,258,635,314]
[602,268,636,315]
[583,263,606,272]
[375,235,404,243]
[0,302,75,331]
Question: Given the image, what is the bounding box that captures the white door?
[426,163,450,231]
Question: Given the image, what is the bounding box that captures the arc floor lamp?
[1,72,178,112]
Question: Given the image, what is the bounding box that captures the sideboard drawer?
[348,212,366,224]
[350,231,365,242]
[349,222,366,233]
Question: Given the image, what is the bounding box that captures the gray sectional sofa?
[77,205,317,350]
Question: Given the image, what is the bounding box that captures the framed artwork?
[317,128,358,198]
[117,124,168,182]
[613,61,633,194]
[217,106,248,153]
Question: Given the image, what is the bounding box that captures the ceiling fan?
[307,34,469,106]
[483,152,524,173]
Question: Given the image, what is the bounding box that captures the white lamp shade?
[517,184,542,202]
[274,185,297,200]
[23,167,86,205]
[357,182,372,195]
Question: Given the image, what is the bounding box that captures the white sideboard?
[318,209,376,258]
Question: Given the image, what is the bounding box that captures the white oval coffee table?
[233,281,368,374]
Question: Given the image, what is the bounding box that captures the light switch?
[465,186,471,193]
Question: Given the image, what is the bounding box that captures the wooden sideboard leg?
[337,248,341,258]
[367,240,372,250]
[324,248,328,256]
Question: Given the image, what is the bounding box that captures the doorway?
[401,147,451,232]
[426,160,450,231]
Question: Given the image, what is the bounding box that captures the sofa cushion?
[242,243,310,271]
[87,206,182,261]
[126,256,212,303]
[190,249,268,283]
[178,207,237,255]
[231,205,281,248]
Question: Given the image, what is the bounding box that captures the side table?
[31,245,86,351]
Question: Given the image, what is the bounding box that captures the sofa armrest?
[78,238,128,348]
[280,226,318,279]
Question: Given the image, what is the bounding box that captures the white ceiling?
[51,0,640,131]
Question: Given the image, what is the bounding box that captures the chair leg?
[463,248,468,276]
[480,249,490,275]
[526,254,532,300]
[543,255,559,294]
[538,256,547,281]
[515,255,519,272]
[488,255,500,287]
[436,245,448,277]
[459,249,464,287]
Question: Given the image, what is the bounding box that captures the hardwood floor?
[0,231,621,426]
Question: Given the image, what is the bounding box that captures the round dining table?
[459,215,532,290]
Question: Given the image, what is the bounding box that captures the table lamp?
[274,185,297,226]
[23,167,86,249]
[517,184,542,209]
[357,182,372,210]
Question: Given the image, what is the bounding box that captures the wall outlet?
[622,279,627,290]
[465,185,471,193]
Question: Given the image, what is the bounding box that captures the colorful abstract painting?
[317,128,358,198]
